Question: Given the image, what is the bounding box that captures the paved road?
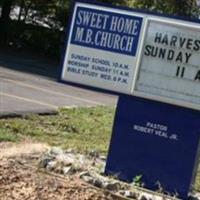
[0,52,118,117]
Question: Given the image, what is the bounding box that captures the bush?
[7,21,63,59]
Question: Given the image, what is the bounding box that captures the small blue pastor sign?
[105,95,200,199]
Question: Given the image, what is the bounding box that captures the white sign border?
[132,17,200,111]
[61,2,146,94]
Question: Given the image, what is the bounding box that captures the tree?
[0,0,14,43]
[0,0,13,22]
[125,0,199,17]
[174,0,190,16]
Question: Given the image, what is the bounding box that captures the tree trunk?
[23,1,33,23]
[0,0,13,24]
[0,0,14,44]
[18,0,25,22]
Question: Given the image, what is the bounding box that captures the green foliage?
[0,0,72,58]
[107,0,199,18]
[0,0,199,58]
[128,0,179,15]
[7,21,62,58]
[0,128,19,142]
[132,175,143,187]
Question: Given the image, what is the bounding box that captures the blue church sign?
[105,95,200,199]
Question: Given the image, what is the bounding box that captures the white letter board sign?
[61,1,200,111]
[61,2,143,94]
[134,19,200,111]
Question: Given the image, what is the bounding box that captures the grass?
[0,106,115,154]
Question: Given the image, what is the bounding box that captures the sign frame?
[59,0,200,111]
[60,0,145,94]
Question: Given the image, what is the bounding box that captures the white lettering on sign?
[109,16,140,35]
[133,122,178,141]
[135,20,200,107]
[76,11,110,29]
[76,10,140,35]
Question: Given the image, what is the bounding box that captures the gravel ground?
[0,143,189,200]
[0,143,125,200]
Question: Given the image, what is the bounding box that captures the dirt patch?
[0,143,123,200]
[0,142,49,159]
